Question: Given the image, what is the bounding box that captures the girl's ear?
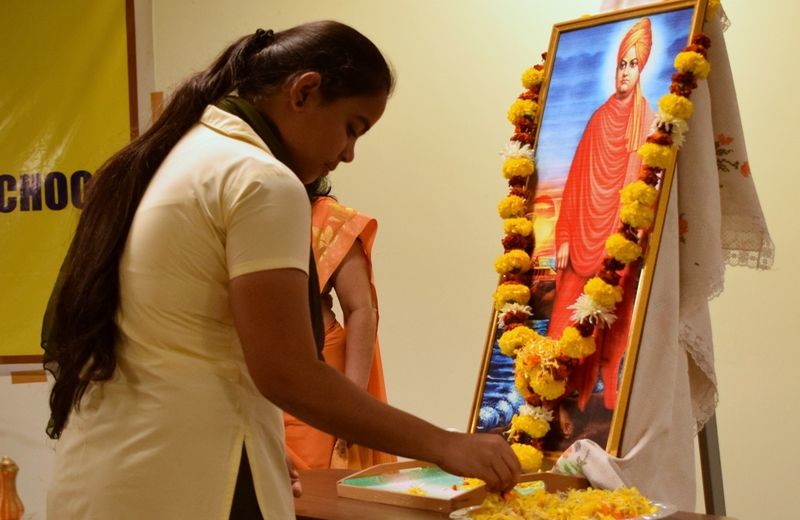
[288,71,323,111]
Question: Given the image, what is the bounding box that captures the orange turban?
[617,18,652,70]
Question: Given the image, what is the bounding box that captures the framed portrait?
[469,0,708,458]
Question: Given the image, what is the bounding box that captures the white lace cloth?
[553,3,774,510]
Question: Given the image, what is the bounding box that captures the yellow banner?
[0,1,131,357]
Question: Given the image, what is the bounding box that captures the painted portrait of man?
[547,18,655,434]
[474,7,697,453]
[533,10,695,449]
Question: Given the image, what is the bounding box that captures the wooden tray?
[336,460,590,513]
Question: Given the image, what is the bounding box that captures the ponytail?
[44,33,264,439]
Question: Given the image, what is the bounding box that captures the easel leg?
[698,412,726,515]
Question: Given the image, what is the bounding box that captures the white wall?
[4,1,795,518]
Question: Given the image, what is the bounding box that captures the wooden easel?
[698,412,726,515]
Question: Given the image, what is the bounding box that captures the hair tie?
[253,28,274,47]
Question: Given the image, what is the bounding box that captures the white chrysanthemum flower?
[500,141,535,161]
[498,303,533,326]
[518,404,554,423]
[650,110,690,149]
[568,294,617,327]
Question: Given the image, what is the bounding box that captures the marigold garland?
[620,180,658,206]
[529,370,567,401]
[658,92,695,120]
[492,34,712,472]
[637,141,674,169]
[510,442,544,472]
[559,326,596,359]
[502,157,535,179]
[521,66,545,90]
[606,233,643,264]
[507,98,538,123]
[620,201,656,229]
[674,50,711,80]
[498,325,537,357]
[493,283,531,310]
[498,195,527,218]
[706,0,721,20]
[583,277,623,309]
[503,217,534,237]
[508,413,550,440]
[494,250,532,275]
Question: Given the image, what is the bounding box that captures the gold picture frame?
[469,0,708,459]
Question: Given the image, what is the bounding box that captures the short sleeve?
[223,158,310,279]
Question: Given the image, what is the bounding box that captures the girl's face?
[281,79,388,184]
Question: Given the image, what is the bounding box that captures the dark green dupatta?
[215,96,325,357]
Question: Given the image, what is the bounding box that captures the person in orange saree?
[284,179,396,469]
[547,18,655,417]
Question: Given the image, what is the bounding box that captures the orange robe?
[548,89,654,411]
[284,196,395,469]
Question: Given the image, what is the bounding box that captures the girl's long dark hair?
[44,21,393,439]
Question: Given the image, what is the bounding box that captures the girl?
[44,21,519,519]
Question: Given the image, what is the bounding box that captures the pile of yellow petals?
[466,486,658,520]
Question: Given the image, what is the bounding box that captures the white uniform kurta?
[47,106,310,519]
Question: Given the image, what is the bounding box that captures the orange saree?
[284,196,396,469]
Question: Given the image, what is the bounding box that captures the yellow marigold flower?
[584,277,623,309]
[515,344,536,369]
[620,180,658,206]
[559,326,597,359]
[494,249,532,275]
[502,156,535,179]
[498,326,537,357]
[531,336,559,359]
[507,98,538,124]
[637,142,673,169]
[515,371,532,398]
[521,67,544,90]
[605,233,643,264]
[707,0,721,19]
[530,370,566,400]
[658,93,694,120]
[511,414,550,439]
[511,442,544,473]
[460,478,484,490]
[493,283,531,310]
[620,201,655,229]
[674,51,711,80]
[498,195,527,219]
[503,217,533,236]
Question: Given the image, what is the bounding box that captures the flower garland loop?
[493,34,713,471]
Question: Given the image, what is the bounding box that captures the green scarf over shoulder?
[215,96,325,356]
